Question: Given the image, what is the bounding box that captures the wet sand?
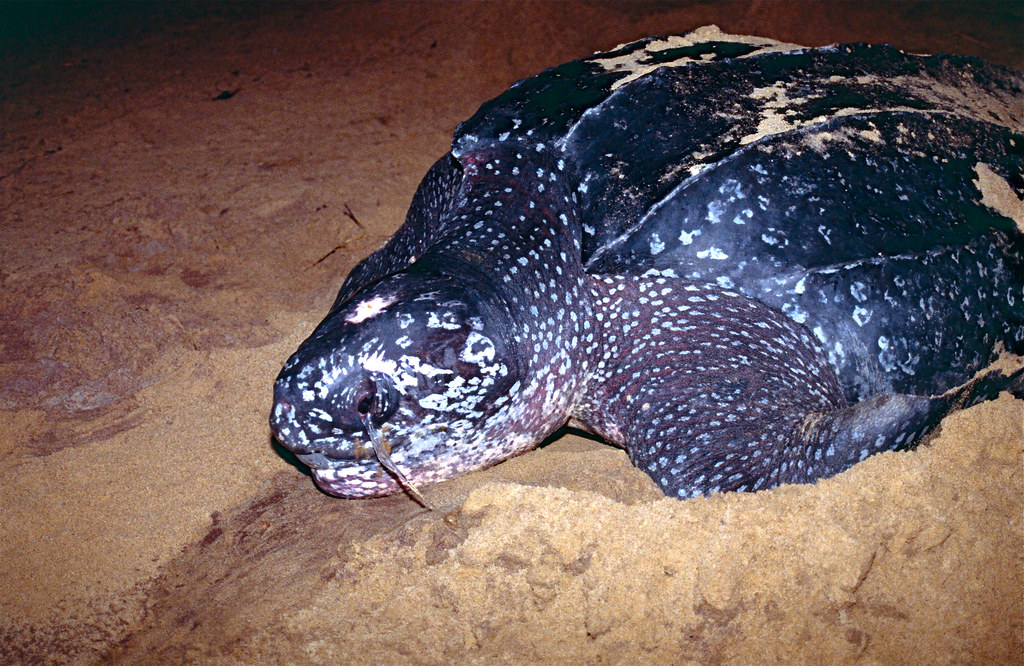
[1,2,1021,663]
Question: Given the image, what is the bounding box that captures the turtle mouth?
[284,432,378,468]
[284,430,423,501]
[294,425,441,506]
[295,450,350,470]
[288,439,404,497]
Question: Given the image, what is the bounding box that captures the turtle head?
[270,271,523,498]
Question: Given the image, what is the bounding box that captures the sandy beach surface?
[1,2,1021,663]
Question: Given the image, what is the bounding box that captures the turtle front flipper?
[572,275,1022,498]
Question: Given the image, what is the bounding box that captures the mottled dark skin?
[271,28,1024,501]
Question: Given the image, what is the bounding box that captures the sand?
[0,2,1021,663]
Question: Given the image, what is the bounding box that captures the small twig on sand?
[314,245,346,266]
[313,235,361,266]
[343,202,363,228]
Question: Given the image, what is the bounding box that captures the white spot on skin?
[650,233,665,255]
[427,312,462,330]
[398,355,452,386]
[345,295,397,324]
[696,247,729,260]
[461,331,496,364]
[877,335,896,371]
[360,351,397,376]
[679,229,700,245]
[418,394,450,411]
[706,200,726,224]
[783,303,809,324]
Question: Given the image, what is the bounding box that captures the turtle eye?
[355,372,399,426]
[356,392,374,416]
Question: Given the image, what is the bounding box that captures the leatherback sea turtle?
[271,26,1024,501]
